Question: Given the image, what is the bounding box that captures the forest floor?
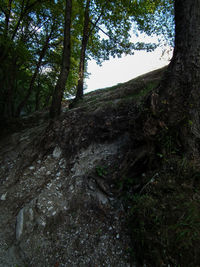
[1,67,200,267]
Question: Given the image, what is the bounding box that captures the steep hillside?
[1,67,200,267]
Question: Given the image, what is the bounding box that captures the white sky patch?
[85,46,173,93]
[85,31,173,93]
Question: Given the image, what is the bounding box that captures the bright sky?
[85,46,173,93]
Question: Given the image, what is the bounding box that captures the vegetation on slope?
[1,65,200,266]
[69,67,200,267]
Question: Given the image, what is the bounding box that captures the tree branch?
[12,0,42,40]
[88,3,107,37]
[89,20,113,40]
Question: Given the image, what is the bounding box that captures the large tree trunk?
[75,0,91,101]
[50,0,72,118]
[154,0,200,157]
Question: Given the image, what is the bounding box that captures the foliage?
[0,0,174,118]
[0,0,65,117]
[122,155,200,267]
[130,0,175,47]
[96,165,108,177]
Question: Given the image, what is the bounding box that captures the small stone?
[96,191,108,205]
[47,183,52,189]
[16,208,24,240]
[59,158,65,165]
[1,192,7,200]
[53,146,62,159]
[46,171,51,175]
[29,166,35,170]
[116,234,120,239]
[69,185,74,191]
[41,221,46,227]
[52,211,56,216]
[29,208,34,221]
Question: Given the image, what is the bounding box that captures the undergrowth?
[123,157,200,267]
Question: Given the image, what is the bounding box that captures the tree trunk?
[4,68,15,118]
[49,0,72,118]
[11,0,40,40]
[35,79,41,111]
[15,32,51,117]
[154,0,200,157]
[43,93,52,109]
[75,0,91,101]
[4,0,12,37]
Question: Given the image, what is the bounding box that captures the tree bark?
[75,0,91,101]
[4,0,12,37]
[35,79,41,111]
[50,0,72,118]
[4,57,16,118]
[154,0,200,157]
[15,31,52,117]
[74,0,105,102]
[11,0,41,40]
[0,1,13,66]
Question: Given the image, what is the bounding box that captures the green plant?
[125,164,200,266]
[96,165,108,177]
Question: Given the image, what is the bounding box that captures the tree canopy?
[0,0,175,119]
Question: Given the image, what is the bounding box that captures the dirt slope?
[1,67,183,267]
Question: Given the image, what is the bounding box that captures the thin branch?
[12,0,42,40]
[88,2,107,37]
[90,21,111,39]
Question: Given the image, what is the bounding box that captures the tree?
[15,21,55,117]
[0,0,174,118]
[130,0,174,47]
[72,0,168,104]
[151,0,200,157]
[75,0,90,100]
[74,0,106,101]
[0,0,65,118]
[49,0,72,118]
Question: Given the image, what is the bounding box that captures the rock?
[29,166,35,170]
[29,208,34,221]
[16,208,24,240]
[52,146,62,158]
[96,190,109,205]
[0,192,7,201]
[0,101,134,266]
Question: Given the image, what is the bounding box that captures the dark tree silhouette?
[50,0,72,118]
[152,0,200,157]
